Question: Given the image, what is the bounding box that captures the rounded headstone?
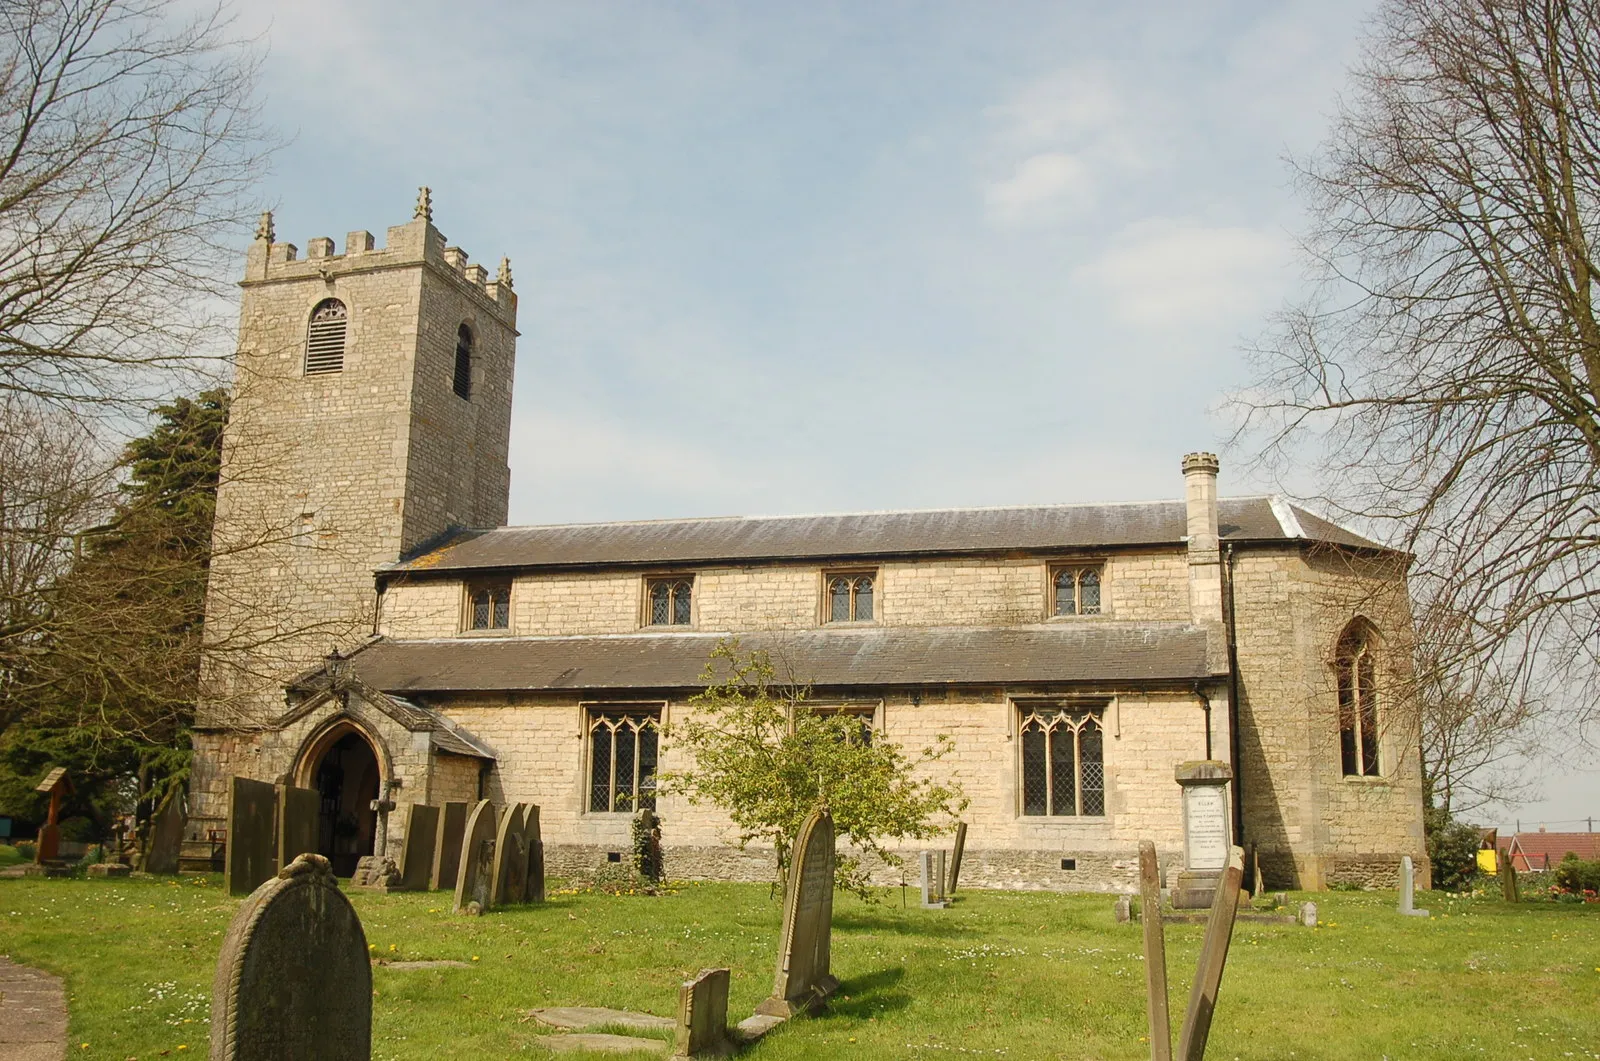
[210,853,370,1061]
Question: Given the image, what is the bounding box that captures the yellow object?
[1477,848,1498,874]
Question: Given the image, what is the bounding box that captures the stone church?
[188,193,1427,890]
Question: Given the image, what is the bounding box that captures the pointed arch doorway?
[296,722,382,878]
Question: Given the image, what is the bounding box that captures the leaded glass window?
[1019,705,1106,816]
[1053,566,1104,617]
[1336,621,1381,777]
[647,578,693,626]
[453,323,473,399]
[825,573,875,623]
[466,580,510,631]
[587,708,661,812]
[305,299,348,375]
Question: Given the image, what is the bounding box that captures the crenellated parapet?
[241,189,516,321]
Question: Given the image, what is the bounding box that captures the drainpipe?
[1222,542,1244,846]
[1193,683,1213,760]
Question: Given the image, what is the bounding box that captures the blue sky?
[236,0,1599,828]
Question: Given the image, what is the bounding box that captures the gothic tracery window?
[826,572,875,623]
[305,299,348,375]
[588,707,660,812]
[466,580,510,631]
[1336,621,1381,777]
[647,578,693,626]
[1019,704,1105,816]
[453,323,473,399]
[1053,566,1103,616]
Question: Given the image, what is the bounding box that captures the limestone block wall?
[377,549,1206,639]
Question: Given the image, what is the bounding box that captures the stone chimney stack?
[1183,452,1224,627]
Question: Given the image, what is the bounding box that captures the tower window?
[453,324,473,399]
[304,299,348,375]
[824,572,875,623]
[1336,621,1381,777]
[646,578,693,626]
[1052,565,1103,616]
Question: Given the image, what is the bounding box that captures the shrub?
[14,840,36,860]
[1425,807,1481,890]
[1553,853,1600,895]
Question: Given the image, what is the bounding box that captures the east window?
[646,578,693,626]
[1052,565,1103,617]
[1018,703,1105,816]
[587,707,660,812]
[824,572,876,623]
[465,580,510,631]
[1336,621,1381,777]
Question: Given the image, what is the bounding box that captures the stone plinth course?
[210,852,370,1061]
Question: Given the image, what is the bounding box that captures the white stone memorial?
[1397,855,1430,917]
[1172,760,1233,909]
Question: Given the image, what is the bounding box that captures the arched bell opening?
[294,720,384,878]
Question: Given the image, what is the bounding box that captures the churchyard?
[0,870,1596,1060]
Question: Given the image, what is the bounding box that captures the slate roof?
[387,496,1390,575]
[334,623,1218,694]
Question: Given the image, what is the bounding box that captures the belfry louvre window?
[466,580,511,631]
[647,578,693,626]
[825,572,875,623]
[304,299,348,375]
[1019,703,1105,817]
[1052,565,1102,616]
[453,324,473,399]
[588,707,660,812]
[1336,621,1381,777]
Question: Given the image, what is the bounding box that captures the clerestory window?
[1019,703,1106,817]
[646,578,693,627]
[825,572,875,623]
[1336,621,1381,777]
[453,324,473,399]
[305,299,348,375]
[465,580,511,632]
[1052,565,1103,617]
[587,707,660,812]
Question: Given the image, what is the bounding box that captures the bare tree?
[1237,0,1600,798]
[0,0,267,408]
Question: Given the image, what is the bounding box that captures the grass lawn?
[0,875,1596,1060]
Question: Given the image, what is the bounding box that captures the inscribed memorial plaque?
[756,807,838,1018]
[210,853,371,1061]
[1183,785,1229,872]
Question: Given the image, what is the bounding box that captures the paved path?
[0,957,67,1061]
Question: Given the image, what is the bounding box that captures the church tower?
[196,190,518,739]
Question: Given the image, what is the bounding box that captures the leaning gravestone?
[226,777,278,896]
[276,783,320,870]
[210,853,370,1060]
[145,795,186,875]
[491,803,528,906]
[398,803,440,892]
[1397,855,1430,917]
[453,800,498,915]
[947,821,968,894]
[674,967,731,1057]
[755,807,839,1018]
[523,804,545,903]
[1171,761,1233,909]
[431,801,469,891]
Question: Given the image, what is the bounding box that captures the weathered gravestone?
[1299,901,1318,928]
[523,803,546,903]
[674,967,731,1057]
[398,803,440,892]
[276,783,320,870]
[491,803,528,906]
[1176,845,1245,1061]
[1397,855,1430,917]
[947,821,968,894]
[453,800,497,915]
[1500,852,1520,903]
[431,800,469,891]
[210,853,370,1061]
[755,807,838,1018]
[1113,895,1132,923]
[1138,841,1172,1061]
[1171,761,1232,909]
[919,850,950,908]
[225,777,278,896]
[144,795,186,875]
